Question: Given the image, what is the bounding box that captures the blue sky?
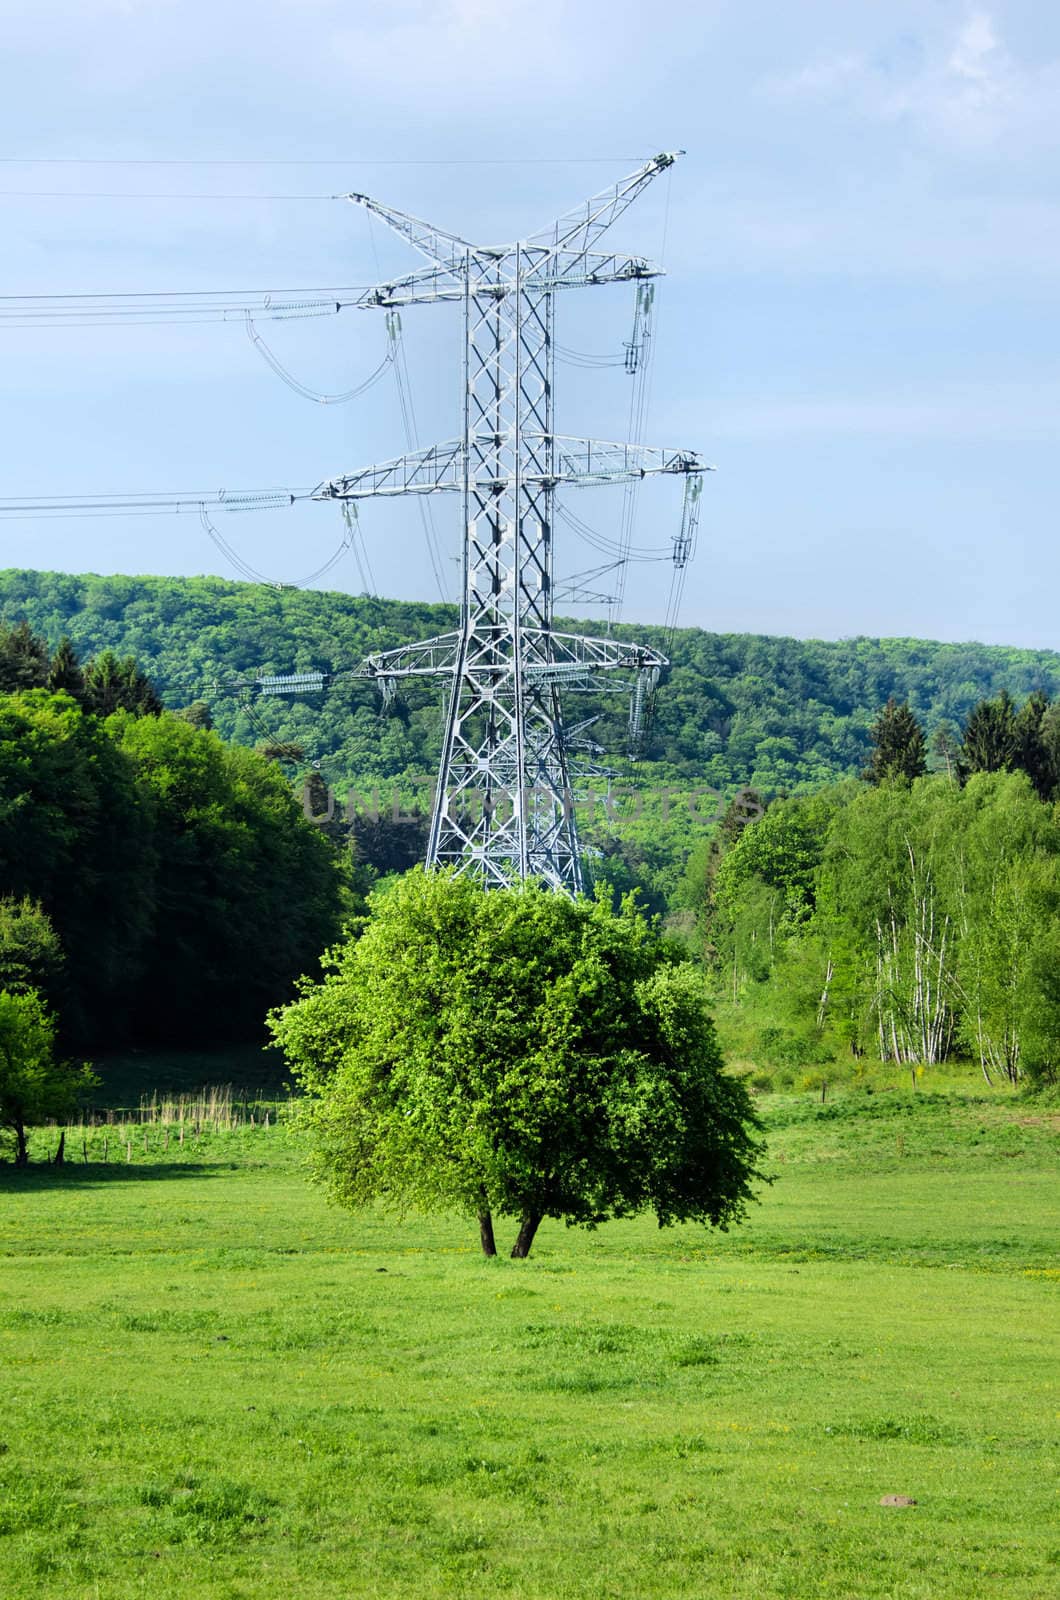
[1,0,1057,648]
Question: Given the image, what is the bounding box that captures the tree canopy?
[693,769,1060,1086]
[0,685,345,1047]
[269,870,764,1258]
[4,568,1060,803]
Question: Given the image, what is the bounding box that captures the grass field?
[0,1079,1056,1598]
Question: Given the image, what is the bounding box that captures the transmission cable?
[609,281,656,628]
[198,504,361,591]
[392,321,451,603]
[554,341,624,370]
[556,502,670,561]
[0,156,643,167]
[244,310,398,405]
[0,488,307,519]
[0,289,362,331]
[364,211,451,604]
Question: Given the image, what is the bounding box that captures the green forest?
[1,568,1058,1095]
[4,567,1060,798]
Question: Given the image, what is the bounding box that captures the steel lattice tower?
[314,153,702,892]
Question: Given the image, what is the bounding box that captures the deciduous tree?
[269,871,763,1258]
[0,898,63,1001]
[0,990,96,1165]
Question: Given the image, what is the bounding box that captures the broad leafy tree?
[173,699,214,730]
[1020,925,1060,1086]
[0,690,155,1039]
[0,989,96,1165]
[0,898,64,1001]
[0,690,344,1049]
[114,712,342,1039]
[269,871,764,1258]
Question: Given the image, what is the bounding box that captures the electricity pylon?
[313,153,703,893]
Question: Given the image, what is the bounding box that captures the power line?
[0,489,310,519]
[0,156,644,167]
[244,312,397,404]
[199,505,356,590]
[0,284,368,300]
[0,286,377,330]
[0,190,341,201]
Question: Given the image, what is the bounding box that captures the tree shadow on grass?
[0,1161,233,1190]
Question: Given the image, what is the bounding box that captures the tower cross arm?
[313,440,465,500]
[350,251,662,308]
[353,633,462,679]
[351,264,467,308]
[348,630,667,689]
[344,192,475,271]
[523,249,662,289]
[313,437,708,502]
[522,151,683,267]
[551,437,707,484]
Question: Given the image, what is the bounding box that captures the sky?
[0,0,1057,649]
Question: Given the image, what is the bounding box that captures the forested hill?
[3,567,1059,797]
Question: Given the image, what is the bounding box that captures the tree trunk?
[510,1213,543,1259]
[53,1130,65,1166]
[816,959,834,1029]
[478,1210,497,1258]
[14,1122,28,1167]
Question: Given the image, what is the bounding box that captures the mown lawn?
[0,1086,1056,1599]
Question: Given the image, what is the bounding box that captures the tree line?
[4,567,1059,803]
[0,622,344,1056]
[684,694,1060,1086]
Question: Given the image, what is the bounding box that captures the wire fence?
[20,1084,295,1165]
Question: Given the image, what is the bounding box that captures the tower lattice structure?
[313,153,702,893]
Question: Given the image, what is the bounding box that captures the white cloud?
[764,9,1053,151]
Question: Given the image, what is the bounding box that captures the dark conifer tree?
[961,690,1018,779]
[0,620,50,692]
[47,635,85,700]
[1037,701,1060,802]
[82,650,163,717]
[1014,690,1053,799]
[864,697,927,784]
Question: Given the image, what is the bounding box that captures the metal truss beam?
[313,437,701,502]
[349,251,662,310]
[355,630,665,684]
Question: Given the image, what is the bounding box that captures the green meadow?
[0,1080,1056,1599]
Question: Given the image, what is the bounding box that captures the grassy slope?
[0,1089,1056,1599]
